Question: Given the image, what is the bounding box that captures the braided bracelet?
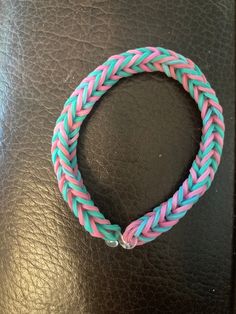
[51,47,225,249]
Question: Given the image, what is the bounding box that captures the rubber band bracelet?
[51,47,225,249]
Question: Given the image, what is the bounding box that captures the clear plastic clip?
[105,232,136,249]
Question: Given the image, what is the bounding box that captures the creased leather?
[0,1,235,313]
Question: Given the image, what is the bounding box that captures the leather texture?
[0,1,235,313]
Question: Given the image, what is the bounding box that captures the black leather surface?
[0,1,235,313]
